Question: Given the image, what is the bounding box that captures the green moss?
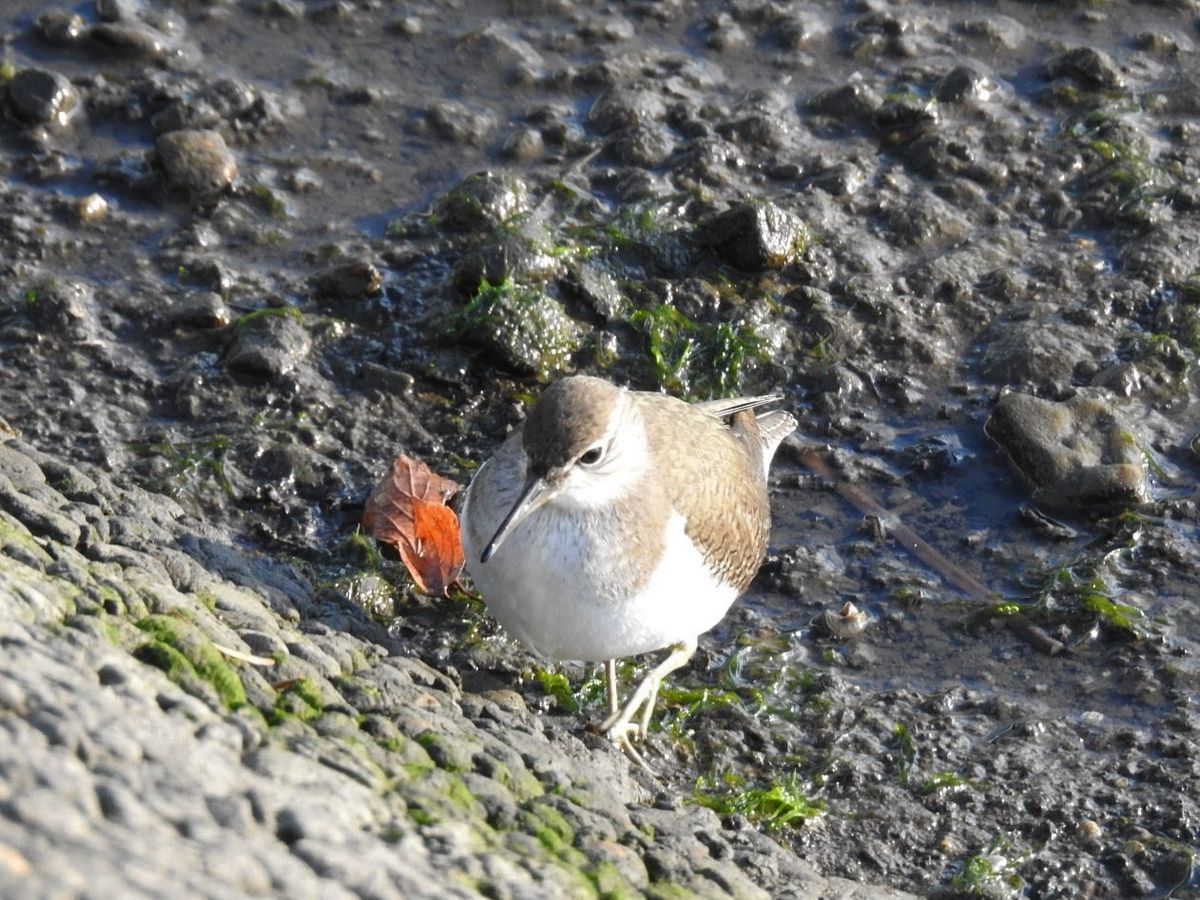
[533,824,567,854]
[416,731,476,772]
[342,527,383,568]
[0,514,44,557]
[134,615,247,710]
[528,802,573,845]
[893,721,917,785]
[446,773,480,812]
[586,860,641,900]
[134,641,193,680]
[407,805,437,826]
[265,677,324,724]
[97,616,124,647]
[402,761,436,780]
[249,182,288,219]
[1079,590,1142,632]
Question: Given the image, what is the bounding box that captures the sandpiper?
[459,375,796,763]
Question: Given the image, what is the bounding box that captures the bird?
[458,375,796,765]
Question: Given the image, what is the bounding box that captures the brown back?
[637,394,772,592]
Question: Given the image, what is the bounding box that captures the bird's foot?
[595,638,699,775]
[603,719,656,774]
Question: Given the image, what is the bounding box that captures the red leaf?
[363,455,464,596]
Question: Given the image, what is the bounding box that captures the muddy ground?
[1,0,1199,897]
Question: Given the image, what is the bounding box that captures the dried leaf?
[363,455,465,596]
[397,497,466,596]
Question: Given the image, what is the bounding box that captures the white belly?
[462,496,737,663]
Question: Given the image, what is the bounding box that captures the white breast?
[462,487,737,663]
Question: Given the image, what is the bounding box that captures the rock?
[808,161,865,196]
[87,22,168,60]
[978,317,1104,386]
[985,391,1149,511]
[933,65,992,104]
[773,12,828,49]
[8,69,79,125]
[564,264,628,322]
[874,93,940,144]
[95,0,145,22]
[35,10,86,44]
[455,23,544,84]
[224,310,311,377]
[434,171,529,233]
[500,127,544,162]
[450,232,563,296]
[150,79,259,134]
[0,445,46,492]
[423,100,495,146]
[608,122,677,167]
[696,202,806,270]
[588,85,667,133]
[312,260,382,304]
[957,14,1026,49]
[454,282,582,378]
[156,130,238,195]
[74,194,109,224]
[23,276,97,336]
[168,292,231,329]
[807,82,883,120]
[1046,47,1125,91]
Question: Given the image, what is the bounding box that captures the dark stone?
[8,69,79,124]
[696,202,805,271]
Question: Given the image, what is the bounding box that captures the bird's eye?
[578,446,604,466]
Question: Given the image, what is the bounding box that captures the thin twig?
[790,438,1064,654]
[213,642,277,667]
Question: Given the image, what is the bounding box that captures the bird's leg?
[637,676,663,740]
[600,637,698,745]
[603,659,619,718]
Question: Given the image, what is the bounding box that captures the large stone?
[157,129,238,194]
[985,391,1149,511]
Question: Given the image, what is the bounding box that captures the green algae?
[693,771,825,832]
[627,303,764,399]
[134,614,247,710]
[919,771,972,795]
[534,670,578,713]
[950,835,1026,897]
[233,304,303,329]
[128,434,234,497]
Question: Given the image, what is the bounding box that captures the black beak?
[480,473,551,563]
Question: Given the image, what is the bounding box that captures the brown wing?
[637,394,772,593]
